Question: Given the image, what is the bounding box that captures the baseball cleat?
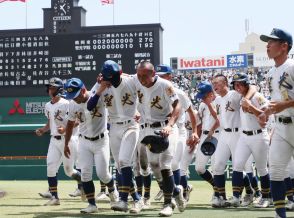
[159,204,173,217]
[129,198,144,214]
[111,200,128,212]
[226,196,240,207]
[154,189,164,201]
[69,188,81,197]
[80,204,98,214]
[43,196,60,206]
[39,191,52,199]
[96,191,110,202]
[174,185,186,212]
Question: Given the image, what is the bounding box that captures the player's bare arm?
[64,120,75,159]
[35,120,50,136]
[161,99,181,137]
[186,107,200,147]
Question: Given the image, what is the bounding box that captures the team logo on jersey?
[104,94,113,107]
[54,110,63,121]
[122,93,134,106]
[225,101,235,112]
[137,90,143,103]
[91,106,102,118]
[75,111,84,123]
[279,72,293,90]
[151,96,163,109]
[166,86,176,97]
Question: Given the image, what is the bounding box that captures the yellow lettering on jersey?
[151,96,163,109]
[137,90,143,103]
[104,94,113,107]
[121,93,134,106]
[279,72,292,100]
[166,86,175,97]
[91,106,102,118]
[54,110,63,121]
[75,112,84,123]
[225,101,235,112]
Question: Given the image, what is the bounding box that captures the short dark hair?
[213,74,228,86]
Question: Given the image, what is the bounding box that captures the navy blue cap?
[260,28,293,47]
[155,64,173,75]
[195,81,213,100]
[231,72,250,84]
[101,60,121,81]
[64,78,84,100]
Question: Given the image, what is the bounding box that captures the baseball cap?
[155,64,173,75]
[195,81,213,100]
[64,78,84,100]
[231,72,250,85]
[260,28,293,47]
[101,60,121,81]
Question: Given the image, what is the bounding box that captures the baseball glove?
[141,131,169,153]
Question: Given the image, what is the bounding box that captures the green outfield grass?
[0,180,291,218]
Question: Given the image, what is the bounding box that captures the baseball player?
[63,78,119,214]
[194,81,220,200]
[87,60,143,213]
[228,73,271,208]
[211,74,256,207]
[35,77,82,206]
[258,28,294,218]
[136,61,186,217]
[155,64,199,202]
[0,190,5,198]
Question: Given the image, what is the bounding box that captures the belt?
[141,123,148,129]
[203,130,219,135]
[115,120,131,125]
[149,120,169,128]
[224,128,239,132]
[80,133,105,141]
[53,135,62,140]
[275,116,293,124]
[242,129,262,136]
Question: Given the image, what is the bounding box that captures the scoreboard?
[0,0,163,97]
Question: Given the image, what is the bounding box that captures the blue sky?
[0,0,293,64]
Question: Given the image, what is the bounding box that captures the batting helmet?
[200,136,218,156]
[141,131,169,153]
[101,60,122,86]
[64,78,84,100]
[45,77,64,96]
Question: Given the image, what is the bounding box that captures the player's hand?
[97,74,103,84]
[57,126,65,134]
[96,80,111,95]
[207,130,214,139]
[35,128,44,136]
[267,101,288,114]
[161,125,172,137]
[64,145,71,159]
[186,132,199,147]
[257,112,268,128]
[241,98,251,113]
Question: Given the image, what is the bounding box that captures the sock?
[100,180,107,193]
[76,169,82,190]
[161,169,175,204]
[214,174,226,199]
[243,174,253,194]
[130,180,140,201]
[200,170,214,187]
[232,171,243,198]
[120,167,133,202]
[292,178,294,198]
[48,176,58,199]
[116,169,122,197]
[284,177,293,201]
[135,175,143,196]
[173,169,181,186]
[180,175,188,198]
[105,178,115,193]
[82,180,96,206]
[271,180,286,218]
[251,176,261,197]
[143,174,152,199]
[260,174,270,198]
